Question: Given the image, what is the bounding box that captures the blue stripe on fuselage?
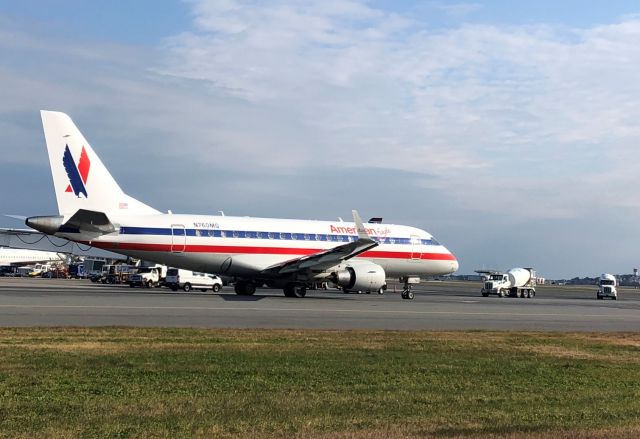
[117,226,440,246]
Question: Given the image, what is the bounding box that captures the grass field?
[1,328,640,438]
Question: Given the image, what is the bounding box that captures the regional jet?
[0,247,63,266]
[25,111,458,299]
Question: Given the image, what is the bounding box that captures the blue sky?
[1,1,639,278]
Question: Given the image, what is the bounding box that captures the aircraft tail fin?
[40,110,159,217]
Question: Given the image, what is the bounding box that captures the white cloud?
[158,1,640,219]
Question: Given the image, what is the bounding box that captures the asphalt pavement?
[1,278,639,331]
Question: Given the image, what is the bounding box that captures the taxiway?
[1,278,639,331]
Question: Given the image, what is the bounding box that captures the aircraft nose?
[450,255,459,273]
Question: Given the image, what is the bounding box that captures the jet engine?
[331,262,386,292]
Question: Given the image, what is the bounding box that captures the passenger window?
[281,232,291,240]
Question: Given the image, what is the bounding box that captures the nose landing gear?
[400,277,418,300]
[401,286,414,300]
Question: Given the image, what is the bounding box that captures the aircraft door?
[410,235,422,260]
[171,224,186,253]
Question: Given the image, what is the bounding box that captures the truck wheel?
[146,280,152,288]
[129,283,135,288]
[482,292,489,297]
[516,290,522,298]
[170,285,178,292]
[183,283,192,292]
[498,289,505,298]
[612,296,617,300]
[212,284,221,293]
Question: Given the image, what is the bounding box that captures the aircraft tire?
[235,281,256,296]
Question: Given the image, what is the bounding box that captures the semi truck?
[481,267,536,298]
[597,274,617,300]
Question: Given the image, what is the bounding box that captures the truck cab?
[129,266,162,288]
[597,274,617,300]
[482,273,509,297]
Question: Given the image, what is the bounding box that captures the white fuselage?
[56,214,458,279]
[0,248,63,266]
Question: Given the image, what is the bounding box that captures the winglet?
[352,210,370,240]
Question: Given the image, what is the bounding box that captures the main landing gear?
[283,283,307,298]
[234,281,256,296]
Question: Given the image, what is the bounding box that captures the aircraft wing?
[260,210,378,276]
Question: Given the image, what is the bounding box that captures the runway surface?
[1,278,640,331]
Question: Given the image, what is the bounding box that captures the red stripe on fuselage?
[83,241,457,261]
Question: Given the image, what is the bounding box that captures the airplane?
[0,247,63,266]
[25,111,458,299]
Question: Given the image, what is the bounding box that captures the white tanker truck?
[481,267,536,298]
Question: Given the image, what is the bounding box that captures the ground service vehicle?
[28,263,52,277]
[481,268,536,298]
[129,265,167,288]
[165,268,222,292]
[101,264,134,284]
[597,274,617,300]
[0,266,19,277]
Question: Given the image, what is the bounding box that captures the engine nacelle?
[332,262,386,292]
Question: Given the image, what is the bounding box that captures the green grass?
[1,329,640,438]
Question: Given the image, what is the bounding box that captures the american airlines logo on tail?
[63,144,91,198]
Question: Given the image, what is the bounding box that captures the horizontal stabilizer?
[63,209,116,234]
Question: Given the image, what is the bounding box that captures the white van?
[165,268,223,292]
